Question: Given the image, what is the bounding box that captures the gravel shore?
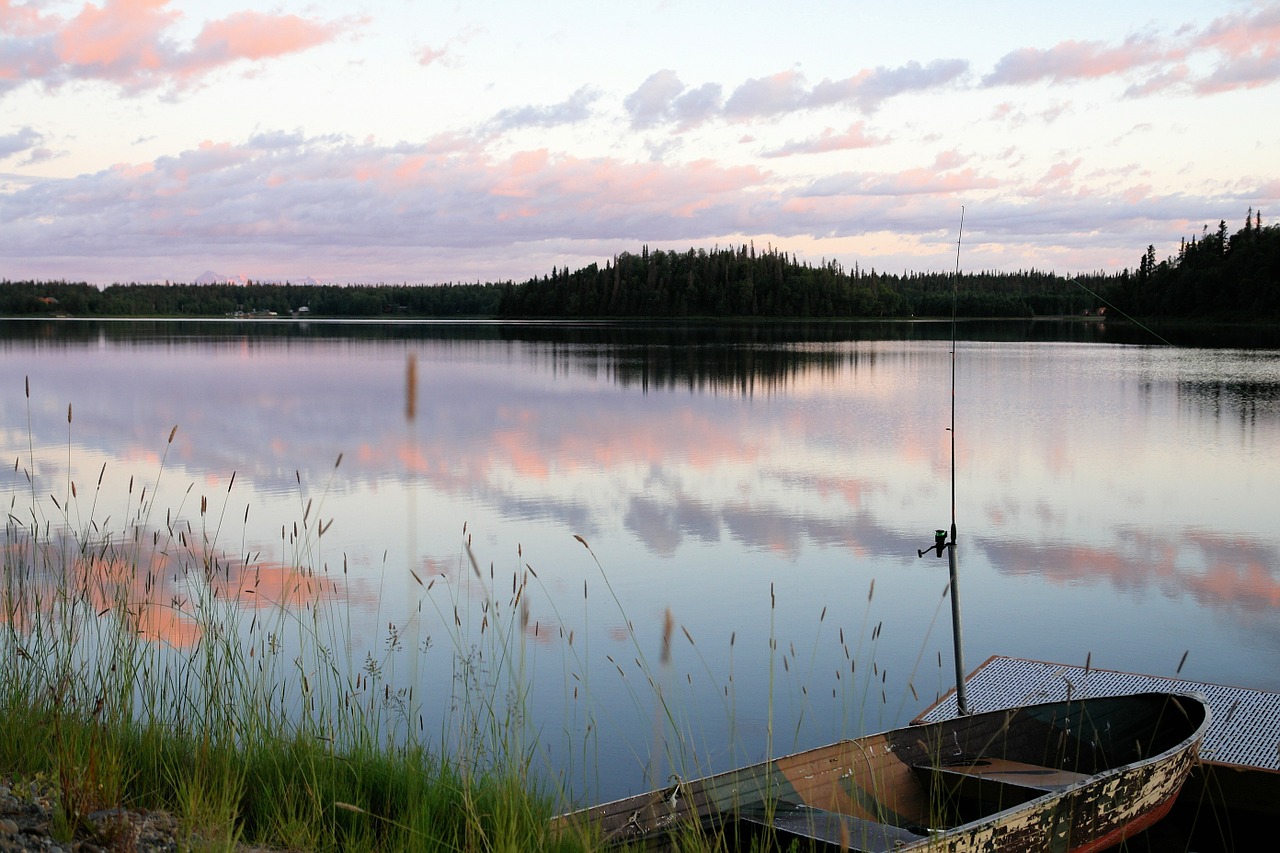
[0,778,286,853]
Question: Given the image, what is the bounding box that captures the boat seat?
[918,757,1090,793]
[736,802,927,852]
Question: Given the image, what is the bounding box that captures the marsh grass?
[1,382,598,852]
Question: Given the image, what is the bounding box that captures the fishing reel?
[918,528,953,559]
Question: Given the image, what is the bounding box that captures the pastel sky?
[2,0,1278,284]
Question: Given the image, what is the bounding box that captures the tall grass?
[0,380,590,852]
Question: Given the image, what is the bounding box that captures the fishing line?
[1066,278,1177,347]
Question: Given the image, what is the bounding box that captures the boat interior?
[723,694,1206,851]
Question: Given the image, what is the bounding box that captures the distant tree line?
[0,280,507,318]
[1111,209,1279,319]
[3,212,1275,321]
[496,243,1103,319]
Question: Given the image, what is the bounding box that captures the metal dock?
[915,654,1280,818]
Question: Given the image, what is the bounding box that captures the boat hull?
[553,692,1210,852]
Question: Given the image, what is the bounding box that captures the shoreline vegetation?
[0,388,584,852]
[3,213,1277,323]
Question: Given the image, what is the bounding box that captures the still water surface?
[2,319,1278,802]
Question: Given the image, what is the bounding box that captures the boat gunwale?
[552,690,1212,849]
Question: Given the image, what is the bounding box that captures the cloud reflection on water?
[3,320,1278,630]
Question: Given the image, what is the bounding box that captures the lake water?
[2,318,1278,804]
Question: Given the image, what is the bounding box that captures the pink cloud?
[985,7,1280,96]
[932,149,968,171]
[1194,4,1280,60]
[985,35,1165,86]
[418,45,447,66]
[808,165,998,198]
[722,60,967,120]
[762,121,889,158]
[1,0,352,96]
[1124,65,1190,97]
[55,0,178,72]
[882,168,998,195]
[723,69,808,118]
[0,0,46,36]
[188,11,344,65]
[809,59,968,111]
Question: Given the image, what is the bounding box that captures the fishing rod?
[917,207,971,716]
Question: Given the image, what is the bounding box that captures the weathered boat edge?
[909,692,1210,853]
[551,691,1212,852]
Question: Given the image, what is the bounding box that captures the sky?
[2,0,1278,285]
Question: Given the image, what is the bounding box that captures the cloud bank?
[1,1,1277,283]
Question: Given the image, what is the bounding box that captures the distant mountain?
[192,271,319,285]
[193,270,246,285]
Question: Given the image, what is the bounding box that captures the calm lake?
[3,318,1278,804]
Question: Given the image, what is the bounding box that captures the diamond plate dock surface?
[916,655,1280,773]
